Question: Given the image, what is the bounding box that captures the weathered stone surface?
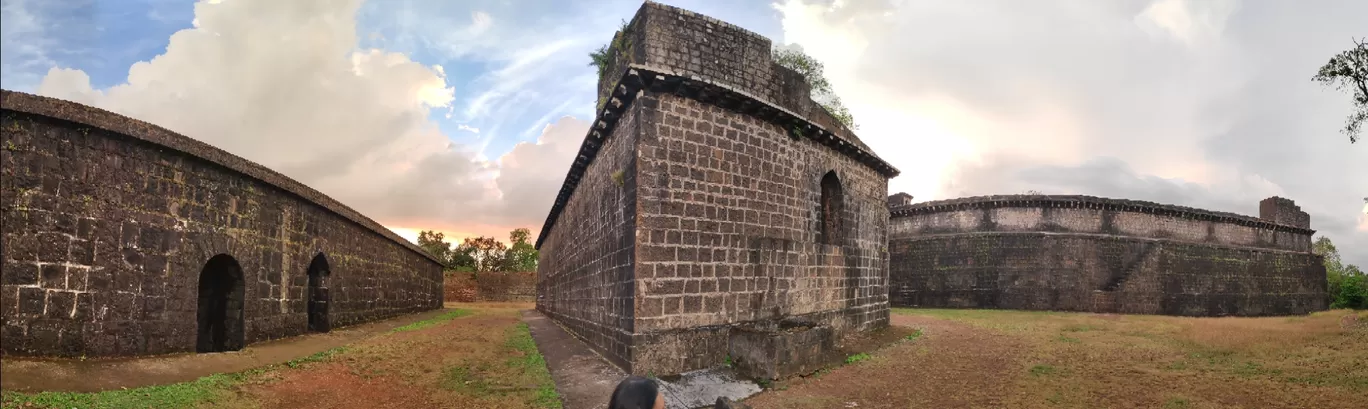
[443,271,537,303]
[537,1,895,377]
[1,90,444,357]
[888,194,1328,316]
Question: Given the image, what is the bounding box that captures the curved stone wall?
[889,195,1327,316]
[1,90,444,357]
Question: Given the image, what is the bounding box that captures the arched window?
[820,171,844,246]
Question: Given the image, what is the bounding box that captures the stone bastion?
[887,194,1327,316]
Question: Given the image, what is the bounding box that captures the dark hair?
[608,375,660,409]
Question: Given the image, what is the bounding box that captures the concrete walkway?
[1,308,450,393]
[521,310,761,409]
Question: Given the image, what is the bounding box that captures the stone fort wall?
[444,271,537,303]
[889,195,1327,316]
[0,90,444,357]
[536,1,899,377]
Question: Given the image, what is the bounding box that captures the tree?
[450,243,477,272]
[502,228,539,272]
[772,46,857,130]
[416,230,453,267]
[459,236,508,273]
[1313,236,1368,309]
[1313,38,1368,143]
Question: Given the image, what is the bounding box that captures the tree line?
[416,228,538,274]
[1313,236,1367,309]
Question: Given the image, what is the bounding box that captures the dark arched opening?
[197,254,245,353]
[820,171,844,246]
[307,253,331,333]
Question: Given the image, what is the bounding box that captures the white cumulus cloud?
[33,0,587,241]
[772,0,1368,266]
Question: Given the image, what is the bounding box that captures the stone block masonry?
[888,195,1328,316]
[0,90,444,357]
[536,1,899,378]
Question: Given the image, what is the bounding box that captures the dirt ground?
[1,308,452,393]
[2,302,559,409]
[746,308,1368,409]
[4,305,1365,409]
[239,302,557,409]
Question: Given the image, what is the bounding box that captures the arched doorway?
[819,170,844,246]
[307,253,331,333]
[197,254,245,353]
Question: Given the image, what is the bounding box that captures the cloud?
[1360,202,1368,232]
[773,0,1368,266]
[32,0,586,243]
[0,0,98,91]
[1135,0,1238,47]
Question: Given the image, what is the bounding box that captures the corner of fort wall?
[538,1,896,376]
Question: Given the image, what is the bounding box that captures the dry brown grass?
[239,304,557,409]
[890,308,1368,408]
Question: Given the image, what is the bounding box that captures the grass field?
[3,305,1364,408]
[747,308,1368,408]
[0,303,559,409]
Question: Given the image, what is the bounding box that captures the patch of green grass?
[0,372,245,409]
[285,346,349,368]
[1061,324,1101,332]
[844,353,872,364]
[442,364,494,395]
[390,309,473,333]
[505,323,561,409]
[722,354,734,368]
[1029,364,1057,376]
[1163,396,1191,408]
[1057,335,1081,343]
[904,328,924,341]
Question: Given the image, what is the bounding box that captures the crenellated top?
[0,89,444,265]
[890,194,1316,236]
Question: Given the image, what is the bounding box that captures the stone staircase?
[1093,243,1160,313]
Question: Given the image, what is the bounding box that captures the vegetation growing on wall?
[589,19,634,109]
[1313,236,1367,309]
[418,228,539,274]
[585,23,857,130]
[773,46,857,130]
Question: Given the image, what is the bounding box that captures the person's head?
[607,375,664,409]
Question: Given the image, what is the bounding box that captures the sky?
[1,0,1364,266]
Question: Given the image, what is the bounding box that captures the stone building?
[0,90,444,357]
[888,194,1328,316]
[534,2,899,379]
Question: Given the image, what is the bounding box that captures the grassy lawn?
[0,305,559,409]
[5,305,1363,409]
[896,308,1368,408]
[747,308,1367,408]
